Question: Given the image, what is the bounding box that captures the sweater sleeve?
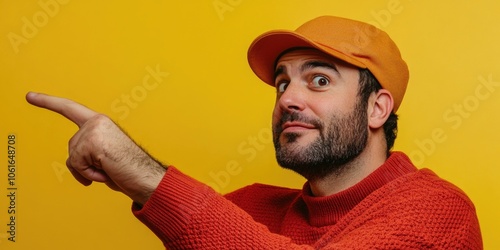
[132,167,314,249]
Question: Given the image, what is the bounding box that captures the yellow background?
[1,0,499,249]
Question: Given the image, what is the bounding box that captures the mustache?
[275,112,323,134]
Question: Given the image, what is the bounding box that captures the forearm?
[132,167,313,249]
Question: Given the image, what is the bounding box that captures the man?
[27,16,482,249]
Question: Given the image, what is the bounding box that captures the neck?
[308,135,387,197]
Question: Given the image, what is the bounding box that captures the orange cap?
[247,16,409,111]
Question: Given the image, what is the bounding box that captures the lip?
[282,121,316,132]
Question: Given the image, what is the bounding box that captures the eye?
[276,82,289,93]
[311,75,330,88]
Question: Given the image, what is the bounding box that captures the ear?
[367,89,394,129]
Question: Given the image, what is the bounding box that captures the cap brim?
[247,30,367,86]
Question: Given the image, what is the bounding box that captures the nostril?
[287,104,301,111]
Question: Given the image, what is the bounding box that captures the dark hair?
[358,69,398,154]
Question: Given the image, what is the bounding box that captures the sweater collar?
[301,151,417,227]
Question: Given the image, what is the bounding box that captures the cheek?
[271,105,281,126]
[308,96,336,118]
[314,93,356,117]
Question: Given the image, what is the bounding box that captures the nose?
[276,81,306,112]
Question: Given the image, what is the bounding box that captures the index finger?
[26,92,98,127]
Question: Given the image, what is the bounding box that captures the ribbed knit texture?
[133,152,482,249]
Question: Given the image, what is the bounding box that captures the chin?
[281,131,318,144]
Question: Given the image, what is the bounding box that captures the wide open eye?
[311,75,330,88]
[277,82,289,93]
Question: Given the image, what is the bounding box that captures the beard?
[273,100,368,181]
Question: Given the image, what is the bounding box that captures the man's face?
[272,49,369,180]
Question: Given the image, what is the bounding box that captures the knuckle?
[86,114,115,135]
[91,114,113,126]
[85,114,117,148]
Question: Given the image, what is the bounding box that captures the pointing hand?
[26,92,166,205]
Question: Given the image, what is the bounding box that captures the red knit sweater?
[133,152,482,249]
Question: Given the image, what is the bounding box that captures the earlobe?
[368,89,394,129]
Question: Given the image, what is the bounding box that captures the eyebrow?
[273,60,340,84]
[301,61,340,75]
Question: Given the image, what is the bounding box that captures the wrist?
[133,162,167,206]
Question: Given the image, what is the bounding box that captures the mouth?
[282,121,317,133]
[274,112,322,138]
